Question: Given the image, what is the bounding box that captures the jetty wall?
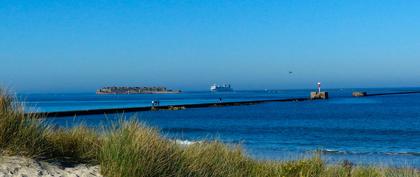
[32,98,308,118]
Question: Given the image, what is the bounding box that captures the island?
[96,86,181,94]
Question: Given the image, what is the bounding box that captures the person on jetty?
[152,100,160,106]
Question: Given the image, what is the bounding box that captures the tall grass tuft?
[181,141,255,176]
[46,125,101,163]
[0,88,100,162]
[383,167,420,177]
[0,89,51,158]
[278,156,325,177]
[98,120,185,177]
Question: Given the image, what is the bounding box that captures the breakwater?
[364,91,420,97]
[32,98,308,118]
[28,90,420,118]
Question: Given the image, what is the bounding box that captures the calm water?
[20,88,420,167]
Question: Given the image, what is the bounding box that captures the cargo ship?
[210,84,233,92]
[96,86,181,94]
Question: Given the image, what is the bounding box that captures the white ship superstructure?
[210,84,233,92]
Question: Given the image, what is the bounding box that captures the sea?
[19,88,420,167]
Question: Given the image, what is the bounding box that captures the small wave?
[316,149,420,156]
[174,139,201,146]
[385,152,420,156]
[162,127,208,133]
[318,149,353,155]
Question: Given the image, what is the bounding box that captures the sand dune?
[0,156,101,177]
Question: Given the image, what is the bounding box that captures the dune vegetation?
[0,88,418,177]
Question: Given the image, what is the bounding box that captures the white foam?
[174,139,200,146]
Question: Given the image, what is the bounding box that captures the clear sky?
[1,0,420,92]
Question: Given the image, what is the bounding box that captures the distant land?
[96,86,181,94]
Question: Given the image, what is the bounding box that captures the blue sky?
[1,0,420,92]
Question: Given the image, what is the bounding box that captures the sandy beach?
[0,156,101,177]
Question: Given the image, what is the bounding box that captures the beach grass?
[0,88,419,177]
[46,125,101,163]
[0,89,51,158]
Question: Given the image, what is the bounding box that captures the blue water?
[19,88,420,167]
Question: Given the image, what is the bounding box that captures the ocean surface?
[19,88,420,167]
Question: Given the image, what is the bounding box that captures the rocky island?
[96,86,181,94]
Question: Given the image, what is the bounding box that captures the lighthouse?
[317,82,321,93]
[310,82,328,100]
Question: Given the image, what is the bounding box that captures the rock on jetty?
[310,92,329,100]
[352,91,367,97]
